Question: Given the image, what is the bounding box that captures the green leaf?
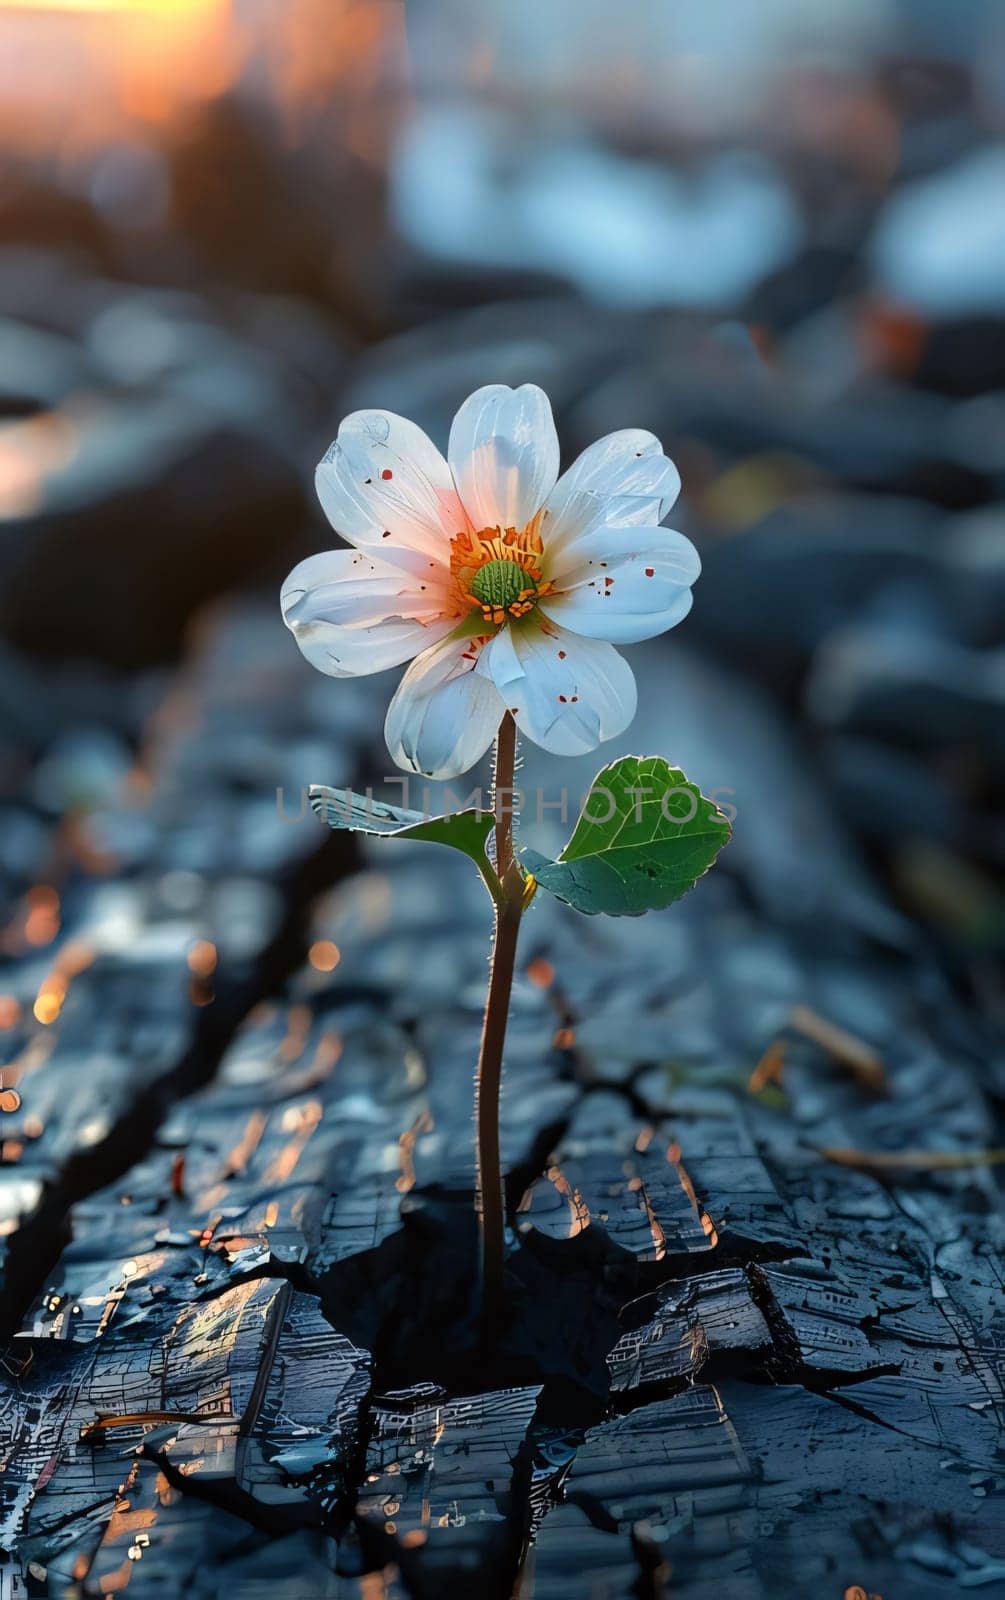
[522,755,730,917]
[309,785,495,869]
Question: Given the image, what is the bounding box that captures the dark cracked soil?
[0,599,1002,1600]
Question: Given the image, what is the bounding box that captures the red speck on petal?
[381,468,393,480]
[570,695,579,702]
[558,694,567,703]
[558,650,567,659]
[382,531,392,538]
[645,567,655,577]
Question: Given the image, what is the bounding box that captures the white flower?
[281,385,699,779]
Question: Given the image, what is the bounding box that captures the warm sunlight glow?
[0,0,408,167]
[0,0,238,152]
[0,2,211,12]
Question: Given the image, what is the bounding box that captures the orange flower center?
[449,517,555,627]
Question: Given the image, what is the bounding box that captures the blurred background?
[1,0,1004,1081]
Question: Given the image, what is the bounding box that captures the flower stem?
[493,709,517,879]
[475,712,522,1335]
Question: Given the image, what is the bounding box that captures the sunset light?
[0,0,236,147]
[0,1,214,12]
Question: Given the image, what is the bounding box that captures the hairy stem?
[493,709,517,879]
[475,712,522,1334]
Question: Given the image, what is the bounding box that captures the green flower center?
[469,558,536,612]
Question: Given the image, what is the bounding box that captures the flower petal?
[385,633,504,779]
[478,622,637,756]
[448,384,560,531]
[282,547,451,628]
[316,410,466,577]
[542,526,700,643]
[282,548,454,677]
[543,429,681,552]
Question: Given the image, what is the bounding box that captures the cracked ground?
[0,603,1002,1600]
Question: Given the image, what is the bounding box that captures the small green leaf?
[309,786,495,869]
[522,755,730,917]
